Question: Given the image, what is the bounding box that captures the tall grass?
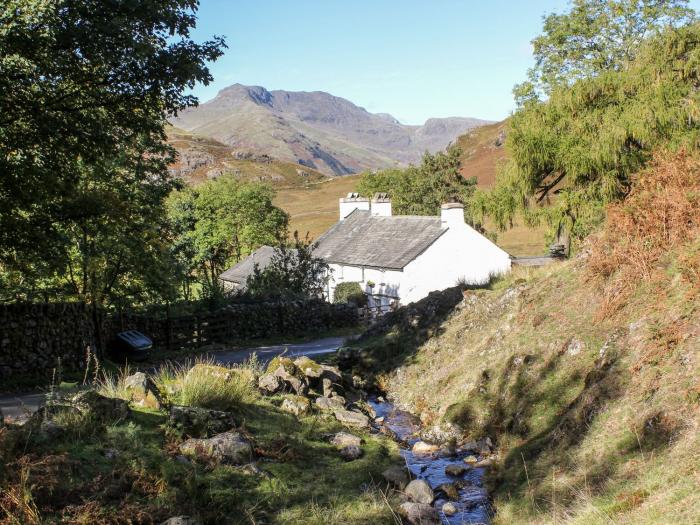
[155,356,259,412]
[95,365,133,401]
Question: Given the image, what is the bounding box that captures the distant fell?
[171,84,492,176]
[167,126,328,187]
[456,120,508,187]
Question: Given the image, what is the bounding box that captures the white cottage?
[313,193,511,310]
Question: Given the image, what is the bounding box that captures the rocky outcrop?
[258,374,283,395]
[314,396,346,411]
[179,431,253,464]
[70,390,130,423]
[330,432,363,448]
[332,408,369,428]
[124,372,163,409]
[281,396,311,416]
[168,405,237,438]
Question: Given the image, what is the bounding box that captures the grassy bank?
[0,358,402,524]
[345,154,700,524]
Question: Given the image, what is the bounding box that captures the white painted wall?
[400,221,511,303]
[325,201,511,307]
[325,224,510,307]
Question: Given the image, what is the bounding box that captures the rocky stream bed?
[370,397,492,525]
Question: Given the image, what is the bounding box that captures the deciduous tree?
[0,0,225,304]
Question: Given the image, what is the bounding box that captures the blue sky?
[189,0,700,124]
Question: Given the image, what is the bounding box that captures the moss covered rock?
[281,395,311,417]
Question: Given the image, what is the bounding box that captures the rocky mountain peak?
[172,84,492,176]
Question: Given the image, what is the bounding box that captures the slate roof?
[313,210,446,270]
[219,245,276,285]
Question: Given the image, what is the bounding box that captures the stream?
[368,398,492,525]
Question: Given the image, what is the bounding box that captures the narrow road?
[0,336,348,421]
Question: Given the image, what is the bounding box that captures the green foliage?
[333,282,368,307]
[246,233,330,301]
[166,176,289,300]
[516,0,694,100]
[0,0,225,305]
[357,145,477,221]
[480,21,700,247]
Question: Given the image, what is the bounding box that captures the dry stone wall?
[0,300,358,382]
[0,302,93,383]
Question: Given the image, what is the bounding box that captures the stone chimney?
[339,193,370,220]
[371,193,392,217]
[440,202,465,228]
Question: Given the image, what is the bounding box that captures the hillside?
[456,120,508,188]
[344,152,700,524]
[171,84,491,176]
[169,125,549,256]
[167,126,329,187]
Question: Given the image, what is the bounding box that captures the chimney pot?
[371,193,392,217]
[339,193,370,220]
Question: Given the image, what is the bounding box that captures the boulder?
[437,482,460,501]
[332,408,369,428]
[463,455,478,464]
[179,431,253,464]
[273,366,308,396]
[339,445,362,461]
[322,378,334,397]
[265,356,298,376]
[330,432,363,448]
[421,422,462,444]
[124,372,163,409]
[293,356,324,380]
[442,502,458,516]
[281,396,311,417]
[319,365,342,384]
[168,405,237,438]
[258,374,283,395]
[160,517,201,525]
[382,465,411,489]
[398,502,440,525]
[70,390,129,423]
[404,479,434,505]
[445,464,469,477]
[412,441,439,455]
[314,396,345,411]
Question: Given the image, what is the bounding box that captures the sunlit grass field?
[275,174,548,255]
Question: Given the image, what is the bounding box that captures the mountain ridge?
[172,84,492,175]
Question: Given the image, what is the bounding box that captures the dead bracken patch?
[588,150,700,315]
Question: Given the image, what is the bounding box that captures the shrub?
[333,282,368,307]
